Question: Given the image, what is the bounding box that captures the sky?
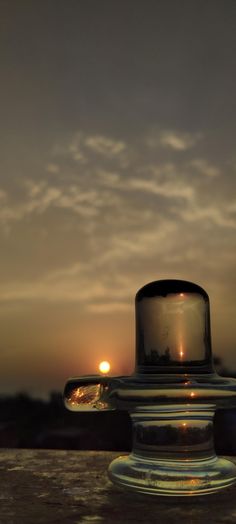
[0,0,236,397]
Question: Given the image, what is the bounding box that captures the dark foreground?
[1,392,236,454]
[1,449,236,524]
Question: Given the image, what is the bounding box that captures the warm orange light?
[99,361,111,374]
[190,391,195,397]
[180,293,184,297]
[180,350,184,358]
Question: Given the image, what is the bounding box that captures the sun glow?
[99,361,111,374]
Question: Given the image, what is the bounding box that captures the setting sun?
[99,361,111,374]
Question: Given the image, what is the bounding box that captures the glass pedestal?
[109,404,236,496]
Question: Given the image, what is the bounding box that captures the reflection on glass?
[136,280,212,372]
[64,380,110,411]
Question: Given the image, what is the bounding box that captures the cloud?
[85,135,126,156]
[0,189,7,201]
[227,201,236,213]
[147,130,200,151]
[190,159,220,177]
[127,178,194,202]
[46,163,60,174]
[160,130,199,150]
[0,181,103,227]
[179,203,236,229]
[0,130,234,240]
[94,220,177,265]
[87,302,131,313]
[51,132,128,169]
[67,133,88,163]
[96,169,121,187]
[0,262,134,305]
[0,128,236,316]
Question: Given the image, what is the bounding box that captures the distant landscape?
[0,359,236,454]
[0,392,132,451]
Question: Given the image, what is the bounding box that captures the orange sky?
[1,1,236,397]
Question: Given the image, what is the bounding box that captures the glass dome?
[135,279,213,374]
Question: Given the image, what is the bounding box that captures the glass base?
[108,454,236,496]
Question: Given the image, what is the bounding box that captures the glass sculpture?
[64,279,236,496]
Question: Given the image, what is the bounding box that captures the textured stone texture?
[1,449,236,523]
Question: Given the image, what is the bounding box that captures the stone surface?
[1,449,236,523]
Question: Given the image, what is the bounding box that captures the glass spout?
[63,376,115,411]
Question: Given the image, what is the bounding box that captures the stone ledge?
[0,449,236,523]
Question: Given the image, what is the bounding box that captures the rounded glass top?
[135,279,213,374]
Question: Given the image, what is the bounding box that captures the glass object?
[64,279,236,496]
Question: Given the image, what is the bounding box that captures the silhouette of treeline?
[0,392,132,451]
[0,357,235,453]
[0,391,236,454]
[146,348,171,364]
[140,349,231,366]
[136,422,212,446]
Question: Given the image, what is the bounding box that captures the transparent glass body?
[64,279,236,496]
[135,280,212,373]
